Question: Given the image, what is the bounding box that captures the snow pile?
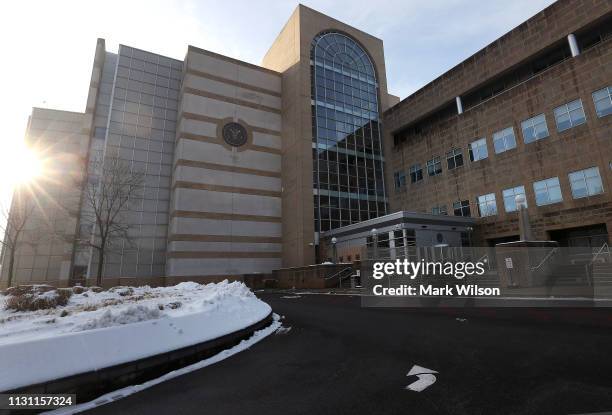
[74,305,162,331]
[0,280,272,391]
[0,280,262,345]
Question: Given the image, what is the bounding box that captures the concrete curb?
[6,312,274,410]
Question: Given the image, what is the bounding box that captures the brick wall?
[385,32,612,245]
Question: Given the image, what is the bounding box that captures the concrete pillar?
[568,33,580,57]
[455,96,463,115]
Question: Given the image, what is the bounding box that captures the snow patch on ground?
[0,280,271,391]
[44,314,282,415]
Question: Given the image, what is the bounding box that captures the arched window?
[310,32,387,232]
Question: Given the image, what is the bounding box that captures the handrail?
[530,247,558,271]
[590,242,610,265]
[324,266,353,280]
[477,253,491,270]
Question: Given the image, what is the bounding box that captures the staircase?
[548,263,591,286]
[592,263,612,287]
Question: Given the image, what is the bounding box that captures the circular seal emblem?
[222,122,248,147]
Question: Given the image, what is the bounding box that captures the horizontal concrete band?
[188,45,281,77]
[173,181,282,198]
[168,251,282,259]
[169,234,282,243]
[170,210,282,223]
[183,87,281,115]
[174,159,281,178]
[185,68,282,98]
[180,112,281,136]
[178,133,282,155]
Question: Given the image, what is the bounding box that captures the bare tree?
[78,155,143,286]
[0,190,37,288]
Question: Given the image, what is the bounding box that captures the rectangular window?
[409,164,423,183]
[569,167,604,198]
[533,177,563,206]
[521,114,549,143]
[554,99,586,132]
[477,193,497,217]
[432,205,447,215]
[453,200,471,217]
[393,171,406,189]
[593,86,612,118]
[446,148,464,170]
[502,185,527,212]
[427,157,442,176]
[492,127,517,154]
[468,138,488,162]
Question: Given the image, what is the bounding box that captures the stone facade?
[167,46,283,282]
[0,108,89,286]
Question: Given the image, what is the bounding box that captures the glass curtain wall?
[310,32,387,233]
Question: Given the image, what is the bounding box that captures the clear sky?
[0,0,556,207]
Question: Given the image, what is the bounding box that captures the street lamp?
[371,228,378,259]
[331,237,338,263]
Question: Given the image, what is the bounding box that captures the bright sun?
[2,143,43,188]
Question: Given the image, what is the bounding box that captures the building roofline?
[188,45,281,76]
[383,0,612,130]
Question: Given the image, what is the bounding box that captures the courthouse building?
[1,0,611,287]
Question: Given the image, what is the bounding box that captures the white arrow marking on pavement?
[406,365,438,392]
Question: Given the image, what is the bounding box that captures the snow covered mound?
[0,280,261,345]
[0,280,272,391]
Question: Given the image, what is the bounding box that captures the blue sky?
[0,0,556,203]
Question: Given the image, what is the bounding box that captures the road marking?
[406,365,438,392]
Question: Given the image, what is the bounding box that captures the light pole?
[331,237,338,263]
[371,228,378,260]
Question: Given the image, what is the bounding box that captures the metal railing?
[585,242,611,287]
[477,253,491,271]
[324,266,354,288]
[590,242,611,265]
[530,247,559,271]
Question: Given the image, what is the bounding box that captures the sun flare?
[0,142,44,189]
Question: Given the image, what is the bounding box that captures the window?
[492,127,517,154]
[502,186,527,212]
[446,148,464,170]
[554,99,586,132]
[432,205,447,215]
[569,167,604,198]
[427,157,442,176]
[453,200,471,217]
[468,138,488,162]
[521,114,549,143]
[409,164,423,183]
[393,171,406,189]
[593,86,612,118]
[310,32,386,231]
[477,193,497,217]
[533,177,563,206]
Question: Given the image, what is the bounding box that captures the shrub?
[72,286,86,294]
[4,285,73,312]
